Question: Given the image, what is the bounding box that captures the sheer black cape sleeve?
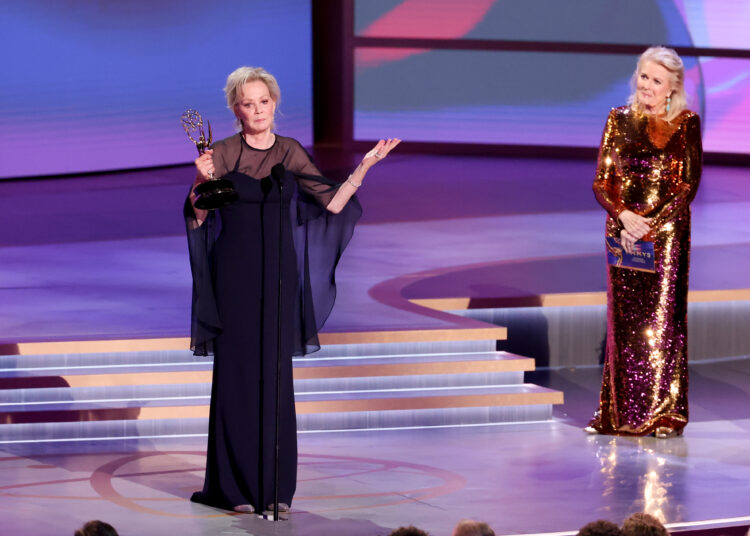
[290,171,361,355]
[184,198,221,356]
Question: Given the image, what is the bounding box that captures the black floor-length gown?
[185,134,360,511]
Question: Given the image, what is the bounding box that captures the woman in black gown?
[185,67,400,513]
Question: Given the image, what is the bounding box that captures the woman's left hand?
[620,229,638,254]
[362,138,401,168]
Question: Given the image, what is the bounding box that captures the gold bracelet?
[346,176,362,188]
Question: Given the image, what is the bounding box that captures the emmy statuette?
[181,109,238,210]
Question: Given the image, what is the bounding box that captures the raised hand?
[362,138,402,168]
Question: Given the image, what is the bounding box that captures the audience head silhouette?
[577,519,625,536]
[74,520,119,536]
[452,519,496,536]
[622,513,669,536]
[388,526,430,536]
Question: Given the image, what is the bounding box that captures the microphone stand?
[269,164,285,521]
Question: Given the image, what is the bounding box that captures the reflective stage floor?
[2,356,749,536]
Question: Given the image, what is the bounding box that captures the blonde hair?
[628,46,687,121]
[224,66,281,131]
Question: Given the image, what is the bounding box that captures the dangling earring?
[666,94,671,113]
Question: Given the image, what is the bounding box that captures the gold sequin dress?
[590,106,702,436]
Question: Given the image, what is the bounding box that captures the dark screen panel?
[355,49,708,149]
[353,0,750,153]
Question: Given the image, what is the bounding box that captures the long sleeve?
[283,144,362,356]
[649,114,702,229]
[184,194,222,356]
[593,109,626,220]
[184,139,234,355]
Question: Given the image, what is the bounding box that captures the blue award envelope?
[606,237,655,272]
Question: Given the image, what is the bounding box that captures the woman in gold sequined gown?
[588,47,702,438]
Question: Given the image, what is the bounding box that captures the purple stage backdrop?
[1,0,312,179]
[354,0,750,154]
[4,0,749,182]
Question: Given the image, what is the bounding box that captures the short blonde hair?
[224,66,281,130]
[628,46,687,122]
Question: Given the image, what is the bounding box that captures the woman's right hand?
[194,149,215,182]
[618,209,651,240]
[190,149,214,221]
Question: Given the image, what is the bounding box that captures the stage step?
[0,383,560,423]
[0,351,533,388]
[0,342,563,442]
[0,350,210,377]
[0,418,209,444]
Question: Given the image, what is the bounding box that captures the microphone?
[271,163,285,185]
